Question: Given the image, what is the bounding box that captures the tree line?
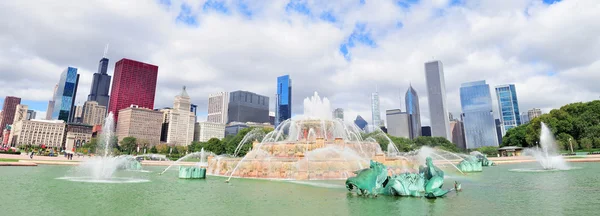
[502,100,600,151]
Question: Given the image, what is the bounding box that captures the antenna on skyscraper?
[103,43,110,58]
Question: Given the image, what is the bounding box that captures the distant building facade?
[405,85,421,139]
[1,96,21,131]
[333,108,344,120]
[421,126,432,137]
[65,123,93,151]
[371,91,382,127]
[449,119,466,149]
[495,119,503,145]
[424,60,451,140]
[52,67,80,122]
[354,115,368,130]
[26,110,36,120]
[9,119,66,147]
[495,84,521,135]
[46,84,58,120]
[73,105,84,123]
[520,112,530,124]
[276,75,292,125]
[460,80,498,149]
[528,108,542,120]
[385,109,410,138]
[13,104,28,124]
[115,106,162,146]
[196,122,226,142]
[166,87,195,146]
[82,101,107,126]
[207,92,229,124]
[225,122,273,136]
[108,58,158,122]
[228,90,269,124]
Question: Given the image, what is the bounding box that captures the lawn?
[0,158,19,162]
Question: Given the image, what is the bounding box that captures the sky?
[0,0,599,125]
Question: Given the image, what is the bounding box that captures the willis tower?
[88,46,111,107]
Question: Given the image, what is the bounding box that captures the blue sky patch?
[396,0,419,9]
[203,0,230,14]
[236,0,253,17]
[543,0,561,4]
[319,11,336,23]
[176,3,198,26]
[339,23,377,60]
[286,0,311,15]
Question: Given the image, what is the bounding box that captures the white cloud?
[0,0,598,127]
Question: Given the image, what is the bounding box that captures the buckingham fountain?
[206,92,469,182]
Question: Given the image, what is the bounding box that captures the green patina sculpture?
[457,154,495,173]
[346,157,452,198]
[179,166,206,179]
[345,160,388,196]
[457,156,483,172]
[126,159,142,171]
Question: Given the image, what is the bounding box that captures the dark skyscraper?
[52,67,80,122]
[276,75,292,126]
[227,90,269,124]
[87,57,111,107]
[108,58,159,122]
[405,85,421,139]
[0,96,21,131]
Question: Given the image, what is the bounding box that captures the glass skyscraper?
[228,90,270,124]
[459,80,498,149]
[495,84,521,135]
[276,75,292,126]
[405,85,421,139]
[371,91,381,128]
[52,67,80,122]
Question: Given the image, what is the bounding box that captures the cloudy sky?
[0,0,598,125]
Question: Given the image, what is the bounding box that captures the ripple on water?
[56,177,151,184]
[509,167,582,173]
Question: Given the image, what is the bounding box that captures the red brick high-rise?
[108,59,158,122]
[0,96,22,131]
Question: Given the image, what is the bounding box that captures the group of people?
[64,152,74,160]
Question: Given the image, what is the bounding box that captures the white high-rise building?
[196,121,226,142]
[166,86,196,146]
[207,92,229,124]
[82,101,106,126]
[371,90,381,128]
[425,60,451,140]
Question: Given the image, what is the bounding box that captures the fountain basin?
[179,166,206,179]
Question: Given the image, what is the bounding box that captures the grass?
[0,158,19,162]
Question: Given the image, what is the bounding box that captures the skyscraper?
[385,109,410,138]
[449,119,466,149]
[528,108,542,120]
[424,60,451,140]
[82,101,107,126]
[228,90,270,124]
[495,84,521,135]
[333,108,344,120]
[371,89,381,127]
[520,112,530,124]
[108,58,158,122]
[405,85,421,139]
[207,92,229,124]
[460,80,498,149]
[26,110,36,120]
[46,84,58,120]
[166,86,196,146]
[52,67,80,122]
[87,57,112,107]
[354,115,368,130]
[276,75,292,125]
[0,96,21,132]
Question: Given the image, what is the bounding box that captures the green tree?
[580,137,593,151]
[476,146,498,156]
[502,124,528,147]
[205,138,225,155]
[150,146,158,154]
[119,137,137,154]
[82,138,98,153]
